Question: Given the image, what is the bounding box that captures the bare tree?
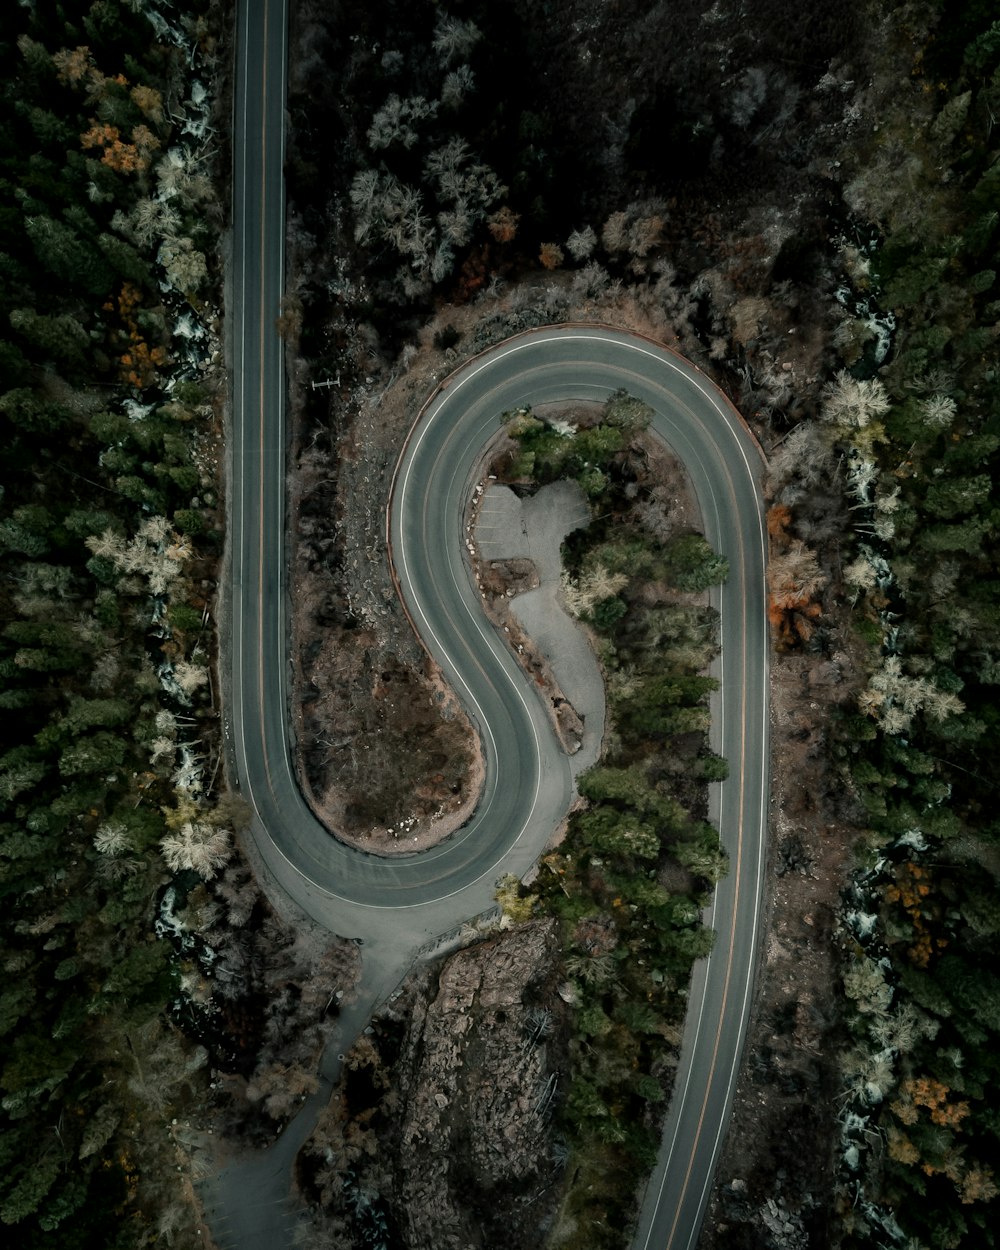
[859,656,964,734]
[602,210,629,255]
[566,225,597,261]
[767,539,826,608]
[440,64,475,109]
[173,658,208,696]
[821,370,891,432]
[158,235,208,293]
[367,93,438,151]
[161,822,232,878]
[627,214,664,258]
[921,393,956,430]
[432,13,482,67]
[561,565,628,617]
[94,819,132,856]
[572,261,610,299]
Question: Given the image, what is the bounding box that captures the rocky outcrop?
[380,921,563,1250]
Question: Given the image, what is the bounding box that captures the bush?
[589,595,627,632]
[665,532,729,592]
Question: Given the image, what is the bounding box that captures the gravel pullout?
[475,479,606,772]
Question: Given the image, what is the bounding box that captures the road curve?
[394,329,770,1249]
[230,1,769,1247]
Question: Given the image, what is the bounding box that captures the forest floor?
[286,314,484,851]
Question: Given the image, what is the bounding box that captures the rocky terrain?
[298,920,568,1249]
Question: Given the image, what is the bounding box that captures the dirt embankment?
[284,275,487,853]
[701,643,865,1248]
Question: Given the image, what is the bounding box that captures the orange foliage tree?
[899,1076,970,1129]
[888,1074,988,1197]
[130,84,164,126]
[54,44,162,174]
[885,861,947,967]
[52,44,98,87]
[103,282,168,389]
[959,1165,999,1205]
[765,504,826,649]
[887,1123,920,1165]
[486,205,519,244]
[81,122,160,174]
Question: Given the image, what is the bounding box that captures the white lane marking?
[232,0,265,830]
[238,321,765,929]
[404,332,768,1246]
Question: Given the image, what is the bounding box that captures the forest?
[820,7,1000,1247]
[0,0,235,1242]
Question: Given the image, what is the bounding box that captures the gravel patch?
[474,480,606,773]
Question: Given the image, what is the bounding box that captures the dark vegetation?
[0,5,363,1246]
[0,2,235,1245]
[491,394,729,1246]
[817,6,1000,1246]
[286,0,866,374]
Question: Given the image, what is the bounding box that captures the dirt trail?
[197,946,413,1250]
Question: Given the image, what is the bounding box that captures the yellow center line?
[257,0,271,796]
[665,472,749,1250]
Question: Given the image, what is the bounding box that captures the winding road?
[228,1,769,1247]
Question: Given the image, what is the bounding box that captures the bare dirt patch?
[285,264,487,851]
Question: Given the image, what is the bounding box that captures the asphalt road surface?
[394,330,771,1250]
[230,2,769,1247]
